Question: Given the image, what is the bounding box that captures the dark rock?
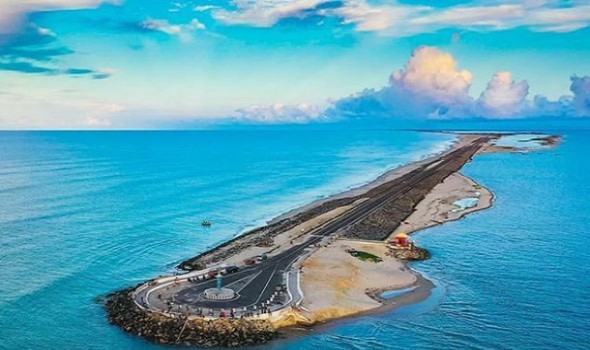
[390,247,430,261]
[102,288,279,347]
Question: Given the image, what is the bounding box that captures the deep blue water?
[1,130,588,349]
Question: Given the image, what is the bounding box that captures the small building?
[392,232,409,247]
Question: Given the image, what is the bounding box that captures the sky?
[0,0,589,129]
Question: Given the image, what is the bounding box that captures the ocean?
[0,129,588,349]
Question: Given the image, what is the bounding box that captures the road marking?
[284,271,293,306]
[296,269,304,307]
[252,265,278,306]
[230,270,263,293]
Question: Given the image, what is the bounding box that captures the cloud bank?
[326,46,590,120]
[237,46,588,123]
[211,0,590,36]
[212,0,329,27]
[234,103,324,123]
[478,71,529,118]
[328,46,475,119]
[570,76,590,116]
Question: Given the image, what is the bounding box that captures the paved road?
[135,137,488,315]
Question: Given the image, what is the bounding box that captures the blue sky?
[0,0,589,129]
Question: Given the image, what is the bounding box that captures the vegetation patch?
[346,249,382,263]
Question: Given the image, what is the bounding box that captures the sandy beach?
[284,133,560,326]
[294,166,494,325]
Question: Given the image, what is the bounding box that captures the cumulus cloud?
[235,103,324,123]
[329,46,474,119]
[526,76,590,118]
[326,46,590,120]
[229,46,590,123]
[477,71,529,118]
[391,46,473,108]
[570,76,590,116]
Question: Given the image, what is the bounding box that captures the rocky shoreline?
[388,246,431,261]
[103,288,278,347]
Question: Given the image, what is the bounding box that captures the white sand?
[296,165,495,324]
[391,172,493,237]
[299,241,417,322]
[221,199,366,266]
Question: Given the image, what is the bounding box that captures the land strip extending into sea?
[103,132,560,347]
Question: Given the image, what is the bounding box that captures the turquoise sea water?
[0,130,451,349]
[1,129,589,349]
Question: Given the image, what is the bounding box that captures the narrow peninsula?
[103,133,561,347]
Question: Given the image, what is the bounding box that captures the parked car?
[257,253,268,261]
[207,270,220,278]
[226,266,239,273]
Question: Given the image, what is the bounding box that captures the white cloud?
[391,46,473,107]
[328,46,475,119]
[235,102,324,123]
[336,0,428,35]
[348,1,590,36]
[0,0,119,34]
[194,5,218,12]
[477,71,529,118]
[570,76,590,117]
[209,0,590,36]
[140,18,206,41]
[212,0,326,27]
[189,19,206,30]
[326,46,583,120]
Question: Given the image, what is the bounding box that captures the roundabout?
[203,274,238,301]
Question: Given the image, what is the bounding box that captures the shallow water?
[451,197,480,213]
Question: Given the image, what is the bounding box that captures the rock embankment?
[103,288,278,347]
[387,247,430,261]
[342,140,485,241]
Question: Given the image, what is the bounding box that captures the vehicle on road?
[226,266,239,273]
